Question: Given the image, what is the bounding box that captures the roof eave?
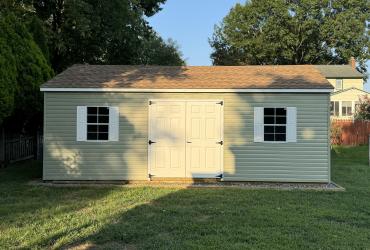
[40,87,333,93]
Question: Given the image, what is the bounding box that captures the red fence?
[331,119,370,145]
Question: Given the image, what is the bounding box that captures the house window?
[263,108,287,142]
[335,79,343,90]
[341,101,352,116]
[355,101,360,113]
[87,107,109,140]
[330,101,340,116]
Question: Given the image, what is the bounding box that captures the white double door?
[149,100,223,178]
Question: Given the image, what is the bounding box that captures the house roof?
[331,87,369,96]
[315,65,363,78]
[41,64,333,90]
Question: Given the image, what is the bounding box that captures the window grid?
[341,101,352,116]
[330,101,340,116]
[264,108,287,142]
[87,107,109,141]
[335,79,343,90]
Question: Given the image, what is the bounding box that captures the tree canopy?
[0,12,53,127]
[31,0,184,72]
[0,0,184,129]
[210,0,370,73]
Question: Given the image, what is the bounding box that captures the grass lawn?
[1,147,370,249]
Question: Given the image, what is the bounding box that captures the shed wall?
[43,92,330,182]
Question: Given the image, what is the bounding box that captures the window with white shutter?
[254,106,297,143]
[76,106,119,142]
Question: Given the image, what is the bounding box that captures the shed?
[40,65,333,182]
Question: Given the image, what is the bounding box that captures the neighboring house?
[40,65,333,183]
[316,60,366,119]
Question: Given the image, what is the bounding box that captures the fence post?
[0,127,4,167]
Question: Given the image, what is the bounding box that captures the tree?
[355,95,370,120]
[0,12,53,129]
[210,0,370,73]
[31,0,184,72]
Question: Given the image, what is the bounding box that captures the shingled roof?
[315,65,363,78]
[41,64,333,90]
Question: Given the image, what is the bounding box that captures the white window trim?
[86,106,110,142]
[254,106,297,143]
[76,106,119,142]
[335,79,343,91]
[263,108,288,143]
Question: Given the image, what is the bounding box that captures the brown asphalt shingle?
[41,64,333,89]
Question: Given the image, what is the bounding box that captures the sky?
[148,0,244,66]
[148,0,369,89]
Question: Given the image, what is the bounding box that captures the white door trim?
[148,99,224,179]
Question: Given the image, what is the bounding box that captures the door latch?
[216,141,223,145]
[148,140,156,145]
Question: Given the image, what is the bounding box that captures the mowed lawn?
[1,147,370,249]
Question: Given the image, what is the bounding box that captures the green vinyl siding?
[43,92,330,182]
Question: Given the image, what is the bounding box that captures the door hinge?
[216,101,223,106]
[148,140,156,145]
[149,100,155,105]
[216,140,223,145]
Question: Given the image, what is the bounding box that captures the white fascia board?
[40,87,333,93]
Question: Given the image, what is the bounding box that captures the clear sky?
[148,0,369,89]
[148,0,244,66]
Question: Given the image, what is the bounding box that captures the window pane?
[264,126,274,133]
[264,108,274,116]
[87,125,98,132]
[99,125,109,133]
[264,134,274,141]
[87,107,97,115]
[342,101,351,107]
[275,134,286,141]
[330,102,334,116]
[347,107,352,115]
[264,116,275,124]
[98,133,109,140]
[87,132,98,140]
[334,102,339,116]
[99,107,109,115]
[87,115,97,123]
[98,115,109,123]
[335,79,342,90]
[275,126,286,133]
[276,116,286,124]
[275,108,286,116]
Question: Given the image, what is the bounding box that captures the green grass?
[1,147,370,249]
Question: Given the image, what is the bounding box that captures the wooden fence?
[331,119,370,145]
[0,130,42,166]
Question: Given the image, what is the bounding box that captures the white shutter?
[287,107,297,142]
[254,107,264,142]
[109,106,119,141]
[76,106,87,141]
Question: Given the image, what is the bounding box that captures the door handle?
[216,141,223,145]
[148,140,156,145]
[187,141,192,143]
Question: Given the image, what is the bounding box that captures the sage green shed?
[41,65,333,183]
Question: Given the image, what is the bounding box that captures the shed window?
[330,101,340,116]
[335,79,343,90]
[87,107,109,140]
[263,108,287,142]
[342,101,352,116]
